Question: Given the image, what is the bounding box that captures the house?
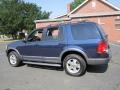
[34,0,120,41]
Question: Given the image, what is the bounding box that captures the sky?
[24,0,120,19]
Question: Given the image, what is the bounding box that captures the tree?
[0,0,51,39]
[70,0,85,11]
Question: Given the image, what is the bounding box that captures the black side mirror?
[22,37,27,43]
[22,36,29,43]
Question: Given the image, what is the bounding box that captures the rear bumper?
[87,48,112,65]
[87,58,110,65]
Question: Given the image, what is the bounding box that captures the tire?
[63,54,86,77]
[8,51,22,67]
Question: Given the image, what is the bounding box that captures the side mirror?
[22,35,30,43]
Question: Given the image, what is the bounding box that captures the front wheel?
[8,51,22,67]
[63,54,86,77]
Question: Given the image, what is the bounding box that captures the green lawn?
[0,39,18,42]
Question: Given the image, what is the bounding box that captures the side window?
[45,27,60,40]
[27,29,43,42]
[71,23,101,40]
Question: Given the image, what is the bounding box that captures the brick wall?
[73,0,116,14]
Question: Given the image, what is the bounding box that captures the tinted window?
[71,23,101,40]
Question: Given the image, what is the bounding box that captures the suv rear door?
[35,26,64,63]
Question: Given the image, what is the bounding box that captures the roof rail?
[45,20,92,27]
[81,20,90,22]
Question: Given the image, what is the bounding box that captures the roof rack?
[44,20,92,28]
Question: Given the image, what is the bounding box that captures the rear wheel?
[8,51,22,67]
[63,54,86,76]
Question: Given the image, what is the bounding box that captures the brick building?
[35,0,120,41]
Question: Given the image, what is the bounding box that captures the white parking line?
[110,43,120,47]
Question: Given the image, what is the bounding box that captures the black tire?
[63,54,86,77]
[8,51,22,67]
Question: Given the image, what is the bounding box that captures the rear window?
[71,23,101,40]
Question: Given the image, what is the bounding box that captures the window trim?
[43,26,62,41]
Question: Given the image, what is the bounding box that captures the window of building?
[91,1,96,7]
[115,19,120,30]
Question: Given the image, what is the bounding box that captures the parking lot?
[0,42,120,90]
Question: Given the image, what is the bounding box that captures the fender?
[60,46,88,61]
[6,48,23,60]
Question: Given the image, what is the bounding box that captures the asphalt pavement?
[0,42,120,90]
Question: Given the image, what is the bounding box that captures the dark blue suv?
[6,21,111,76]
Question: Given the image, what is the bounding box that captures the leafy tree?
[0,0,51,39]
[70,0,85,11]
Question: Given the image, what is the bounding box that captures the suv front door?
[21,29,44,61]
[22,26,64,64]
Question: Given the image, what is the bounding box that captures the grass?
[0,39,18,42]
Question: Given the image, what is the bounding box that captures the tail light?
[96,41,107,53]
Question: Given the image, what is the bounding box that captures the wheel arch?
[7,49,17,55]
[6,48,22,60]
[60,49,88,65]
